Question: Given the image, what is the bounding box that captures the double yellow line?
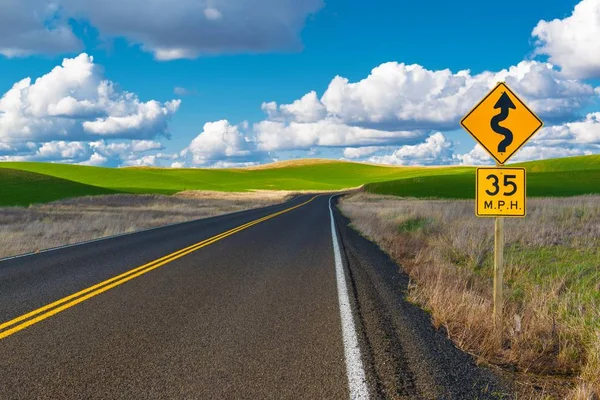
[0,196,317,341]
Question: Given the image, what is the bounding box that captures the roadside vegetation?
[339,193,600,399]
[0,191,295,259]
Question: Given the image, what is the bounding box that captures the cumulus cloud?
[343,146,384,159]
[254,59,597,156]
[0,138,165,166]
[209,160,261,168]
[264,91,327,123]
[458,143,594,165]
[80,152,108,166]
[0,53,180,144]
[130,140,164,152]
[534,112,600,145]
[182,120,266,166]
[368,133,455,166]
[278,61,597,133]
[533,0,600,79]
[455,145,494,166]
[458,112,600,164]
[0,0,82,57]
[255,119,424,151]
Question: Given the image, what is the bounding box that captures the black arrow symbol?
[490,91,516,153]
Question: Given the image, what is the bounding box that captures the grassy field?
[0,161,470,206]
[1,155,600,206]
[365,155,600,198]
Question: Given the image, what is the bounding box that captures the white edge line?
[329,195,370,400]
[0,195,304,264]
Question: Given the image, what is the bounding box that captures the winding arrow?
[490,92,516,153]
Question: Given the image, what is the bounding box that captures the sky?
[1,0,600,167]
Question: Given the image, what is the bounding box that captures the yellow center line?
[0,195,318,341]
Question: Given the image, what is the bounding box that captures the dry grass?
[0,191,295,259]
[339,193,600,399]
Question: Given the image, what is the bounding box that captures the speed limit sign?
[476,167,526,217]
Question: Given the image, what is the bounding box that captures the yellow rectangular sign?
[476,167,526,217]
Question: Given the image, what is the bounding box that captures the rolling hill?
[0,156,599,206]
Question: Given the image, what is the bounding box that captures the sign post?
[494,202,504,331]
[461,82,542,341]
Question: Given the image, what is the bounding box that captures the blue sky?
[1,0,599,167]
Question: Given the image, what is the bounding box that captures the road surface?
[0,195,510,399]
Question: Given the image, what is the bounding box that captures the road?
[0,195,510,399]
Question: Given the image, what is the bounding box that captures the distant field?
[365,155,600,199]
[366,169,600,199]
[0,161,469,206]
[1,155,599,206]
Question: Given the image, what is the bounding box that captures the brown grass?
[0,191,295,259]
[339,193,600,399]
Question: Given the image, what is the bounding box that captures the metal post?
[493,161,504,344]
[493,216,504,330]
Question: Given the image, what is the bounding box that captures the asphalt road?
[0,195,511,399]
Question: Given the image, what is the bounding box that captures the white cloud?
[121,155,159,167]
[455,145,494,166]
[130,140,164,152]
[0,54,180,144]
[457,112,600,164]
[37,141,91,161]
[0,1,81,57]
[209,160,261,168]
[254,60,598,155]
[174,86,198,96]
[254,119,424,151]
[368,133,454,166]
[511,146,593,162]
[318,61,596,130]
[254,61,598,154]
[80,152,108,166]
[0,138,166,166]
[183,120,264,166]
[204,7,222,21]
[265,91,327,123]
[534,112,600,145]
[458,143,595,165]
[533,0,600,79]
[343,146,383,159]
[0,140,93,163]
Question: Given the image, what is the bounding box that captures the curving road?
[0,195,510,399]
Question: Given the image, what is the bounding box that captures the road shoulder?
[331,196,513,399]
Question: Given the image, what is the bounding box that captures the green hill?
[0,168,120,206]
[1,155,599,206]
[365,156,600,199]
[0,161,469,206]
[513,154,600,172]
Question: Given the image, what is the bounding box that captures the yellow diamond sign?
[461,82,543,165]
